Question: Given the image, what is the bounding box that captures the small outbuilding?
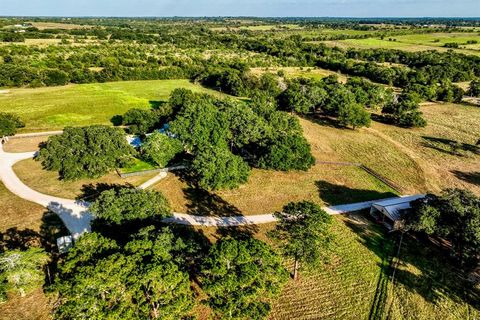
[370,195,425,231]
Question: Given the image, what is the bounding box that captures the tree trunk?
[293,259,299,281]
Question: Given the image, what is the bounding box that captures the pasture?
[0,80,221,132]
[250,67,348,82]
[323,32,480,56]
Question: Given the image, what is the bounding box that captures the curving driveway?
[0,143,390,238]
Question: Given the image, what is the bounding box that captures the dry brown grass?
[13,159,157,199]
[371,102,480,195]
[29,22,91,30]
[3,136,49,153]
[250,67,348,83]
[0,182,45,232]
[0,289,52,320]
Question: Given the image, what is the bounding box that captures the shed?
[370,195,425,231]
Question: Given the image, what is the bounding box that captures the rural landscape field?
[0,2,479,319]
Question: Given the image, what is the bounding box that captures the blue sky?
[0,0,479,17]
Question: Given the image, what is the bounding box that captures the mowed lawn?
[0,79,220,132]
[250,67,348,82]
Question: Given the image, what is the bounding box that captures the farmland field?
[0,80,221,132]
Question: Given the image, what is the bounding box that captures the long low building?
[370,195,425,231]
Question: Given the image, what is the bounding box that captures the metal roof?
[372,195,425,222]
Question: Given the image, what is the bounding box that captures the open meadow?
[323,32,480,56]
[0,80,221,132]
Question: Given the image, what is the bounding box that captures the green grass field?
[323,32,480,56]
[0,80,221,132]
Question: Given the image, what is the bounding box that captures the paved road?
[0,144,395,238]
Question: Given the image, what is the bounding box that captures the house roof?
[372,194,425,221]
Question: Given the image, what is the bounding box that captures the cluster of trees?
[0,112,25,137]
[382,92,427,127]
[50,182,334,319]
[406,189,480,268]
[37,126,135,180]
[117,88,314,190]
[167,89,315,189]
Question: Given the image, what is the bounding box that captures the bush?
[43,69,70,86]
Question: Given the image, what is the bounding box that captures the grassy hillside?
[0,80,221,132]
[372,103,480,195]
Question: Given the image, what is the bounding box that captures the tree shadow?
[316,180,397,206]
[342,212,480,313]
[422,136,480,157]
[301,114,343,129]
[110,114,123,126]
[371,113,395,125]
[149,100,166,109]
[183,187,242,217]
[0,211,69,254]
[451,170,480,186]
[0,210,70,287]
[215,225,260,240]
[182,187,259,238]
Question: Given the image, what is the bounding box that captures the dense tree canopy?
[269,201,333,280]
[191,145,251,190]
[167,89,315,190]
[0,248,48,301]
[0,112,25,137]
[141,132,183,168]
[258,134,315,171]
[200,238,289,320]
[89,188,171,225]
[122,108,161,135]
[54,229,195,320]
[405,189,480,267]
[37,125,135,180]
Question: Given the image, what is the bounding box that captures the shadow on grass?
[300,114,343,129]
[451,170,480,186]
[422,136,480,156]
[316,181,397,206]
[183,187,242,217]
[0,210,70,287]
[342,213,480,317]
[182,186,260,238]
